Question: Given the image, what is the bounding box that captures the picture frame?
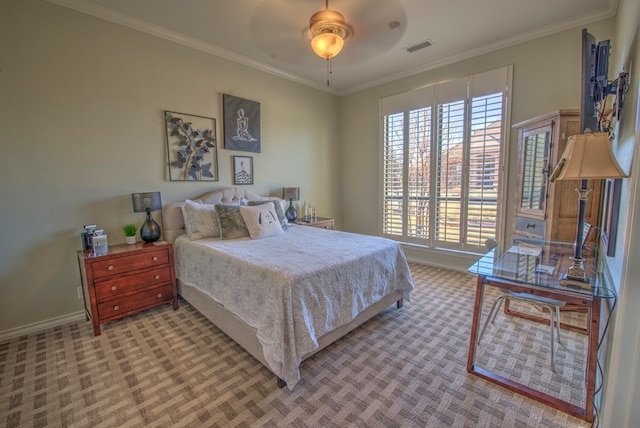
[601,178,622,257]
[223,94,261,153]
[165,111,218,181]
[232,155,254,185]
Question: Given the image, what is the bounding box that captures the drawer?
[312,220,334,229]
[97,283,173,320]
[515,216,546,238]
[94,266,172,300]
[91,249,169,278]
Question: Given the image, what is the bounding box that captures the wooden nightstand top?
[295,217,335,230]
[79,241,171,259]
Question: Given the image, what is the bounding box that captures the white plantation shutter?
[382,111,405,235]
[465,93,503,247]
[380,66,510,252]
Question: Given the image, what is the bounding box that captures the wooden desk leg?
[584,297,601,423]
[467,275,485,372]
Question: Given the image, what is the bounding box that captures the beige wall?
[0,0,340,332]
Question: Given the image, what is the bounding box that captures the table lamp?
[283,187,300,222]
[549,132,627,285]
[131,192,163,242]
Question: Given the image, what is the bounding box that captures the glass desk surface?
[468,239,614,299]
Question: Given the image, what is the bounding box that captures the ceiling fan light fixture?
[308,2,350,60]
[311,32,344,59]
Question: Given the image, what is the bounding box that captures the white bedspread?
[174,225,414,389]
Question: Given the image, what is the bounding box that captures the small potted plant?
[122,223,138,244]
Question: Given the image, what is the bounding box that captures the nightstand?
[77,242,179,336]
[296,217,335,230]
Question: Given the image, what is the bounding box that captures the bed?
[163,188,414,389]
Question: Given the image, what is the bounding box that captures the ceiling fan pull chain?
[326,58,331,86]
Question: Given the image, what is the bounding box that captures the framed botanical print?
[165,111,218,181]
[223,94,261,153]
[232,155,253,185]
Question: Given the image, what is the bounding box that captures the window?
[381,67,511,253]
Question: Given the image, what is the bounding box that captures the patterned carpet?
[0,263,590,427]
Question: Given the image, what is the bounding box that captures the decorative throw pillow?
[240,204,284,239]
[181,199,219,240]
[215,204,250,240]
[248,200,288,230]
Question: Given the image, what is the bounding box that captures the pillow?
[248,200,288,230]
[181,199,219,240]
[240,204,284,239]
[214,204,250,240]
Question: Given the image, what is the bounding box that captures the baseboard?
[401,243,477,273]
[0,311,87,341]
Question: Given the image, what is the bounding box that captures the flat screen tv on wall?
[580,28,611,133]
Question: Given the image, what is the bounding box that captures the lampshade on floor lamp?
[283,187,300,222]
[131,192,162,242]
[549,132,627,285]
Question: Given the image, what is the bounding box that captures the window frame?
[379,66,512,254]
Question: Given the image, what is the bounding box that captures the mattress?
[173,224,414,388]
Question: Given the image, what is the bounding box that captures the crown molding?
[45,0,338,94]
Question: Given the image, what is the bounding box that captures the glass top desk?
[466,240,613,423]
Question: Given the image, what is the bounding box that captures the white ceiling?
[48,0,616,95]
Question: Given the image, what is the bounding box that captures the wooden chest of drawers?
[77,242,178,335]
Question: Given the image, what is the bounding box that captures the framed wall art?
[165,111,218,181]
[223,94,261,153]
[232,155,253,185]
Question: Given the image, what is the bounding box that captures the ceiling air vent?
[405,40,433,53]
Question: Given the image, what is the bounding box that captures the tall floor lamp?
[549,132,627,285]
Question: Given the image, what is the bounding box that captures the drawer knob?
[526,223,536,229]
[156,293,162,298]
[152,256,158,262]
[108,265,114,271]
[113,305,120,311]
[110,285,117,291]
[154,275,160,280]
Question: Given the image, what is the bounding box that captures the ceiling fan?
[250,0,406,85]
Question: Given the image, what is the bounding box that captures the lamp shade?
[131,192,162,212]
[550,133,628,181]
[283,187,300,201]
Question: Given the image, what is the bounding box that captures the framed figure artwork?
[233,156,254,185]
[165,111,218,181]
[223,94,261,153]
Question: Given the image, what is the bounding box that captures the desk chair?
[477,239,565,371]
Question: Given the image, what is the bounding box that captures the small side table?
[77,241,179,336]
[295,217,335,230]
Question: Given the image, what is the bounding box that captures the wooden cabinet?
[297,217,335,230]
[513,110,601,242]
[78,242,178,335]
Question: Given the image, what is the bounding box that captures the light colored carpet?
[0,263,590,427]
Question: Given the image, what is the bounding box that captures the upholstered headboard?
[163,187,276,244]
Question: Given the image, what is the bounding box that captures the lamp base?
[285,199,297,223]
[140,214,161,242]
[559,273,592,290]
[559,257,591,289]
